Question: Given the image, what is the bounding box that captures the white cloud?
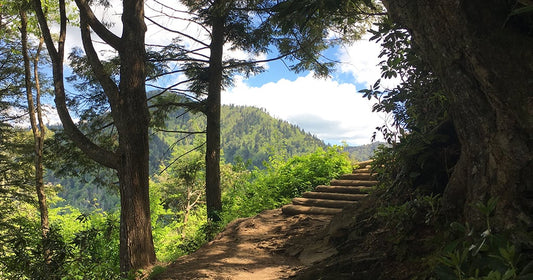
[220,33,398,146]
[7,104,63,128]
[222,74,386,146]
[337,35,399,89]
[60,4,390,146]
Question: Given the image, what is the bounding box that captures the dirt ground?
[153,209,337,280]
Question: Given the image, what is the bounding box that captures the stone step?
[339,173,376,180]
[356,160,373,168]
[315,185,373,194]
[302,191,368,201]
[329,179,379,187]
[353,167,372,173]
[282,159,377,216]
[292,197,356,208]
[281,204,342,215]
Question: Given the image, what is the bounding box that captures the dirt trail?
[153,209,336,280]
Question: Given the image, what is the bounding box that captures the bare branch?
[146,0,212,36]
[146,69,187,81]
[153,129,206,134]
[148,57,210,63]
[74,0,123,50]
[158,142,206,175]
[79,16,120,108]
[222,50,296,69]
[149,101,205,112]
[144,16,209,48]
[32,0,119,170]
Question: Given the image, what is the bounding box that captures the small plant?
[149,266,167,279]
[434,197,533,280]
[376,193,441,231]
[221,146,352,221]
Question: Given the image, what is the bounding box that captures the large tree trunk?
[114,0,156,272]
[34,0,156,273]
[382,0,533,230]
[205,3,225,222]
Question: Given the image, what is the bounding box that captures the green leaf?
[502,269,516,280]
[450,221,467,233]
[510,6,533,16]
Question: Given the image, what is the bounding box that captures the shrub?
[222,146,353,222]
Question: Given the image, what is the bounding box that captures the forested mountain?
[344,142,383,162]
[154,103,378,168]
[52,104,380,212]
[221,105,328,166]
[152,104,327,169]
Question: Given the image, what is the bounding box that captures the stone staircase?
[282,160,377,215]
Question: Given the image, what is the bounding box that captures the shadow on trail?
[153,209,332,280]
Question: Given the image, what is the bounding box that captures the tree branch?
[79,15,120,108]
[153,128,206,134]
[146,69,187,82]
[144,16,209,48]
[32,0,119,170]
[74,0,123,50]
[146,0,212,35]
[222,50,296,69]
[158,142,206,175]
[149,101,205,112]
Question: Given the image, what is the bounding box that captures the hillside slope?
[50,105,327,211]
[152,105,327,169]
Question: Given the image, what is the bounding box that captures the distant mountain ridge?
[151,105,327,169]
[344,142,383,162]
[153,104,379,168]
[49,103,379,211]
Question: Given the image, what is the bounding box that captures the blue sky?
[55,0,394,146]
[220,41,394,146]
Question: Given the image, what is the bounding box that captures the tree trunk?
[20,8,49,261]
[34,0,156,273]
[114,0,156,272]
[205,3,225,222]
[182,188,192,239]
[382,0,533,231]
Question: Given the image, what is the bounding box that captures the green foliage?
[174,0,380,95]
[0,37,26,112]
[222,146,352,221]
[376,193,441,232]
[150,144,230,261]
[0,129,34,204]
[364,17,460,199]
[434,199,533,280]
[2,219,69,280]
[269,0,381,76]
[150,182,208,261]
[1,201,121,280]
[53,208,121,280]
[361,17,449,144]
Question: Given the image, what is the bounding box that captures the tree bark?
[89,0,156,272]
[205,2,225,222]
[20,8,49,262]
[382,0,533,230]
[34,0,156,273]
